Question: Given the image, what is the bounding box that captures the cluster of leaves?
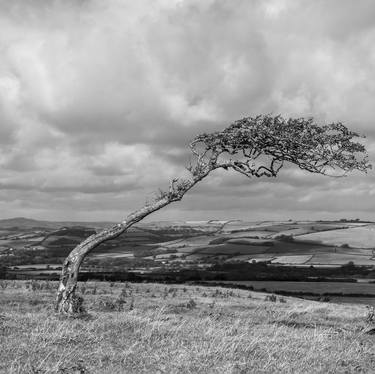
[192,115,371,177]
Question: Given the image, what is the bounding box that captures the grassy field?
[1,281,375,373]
[209,281,375,305]
[297,225,375,248]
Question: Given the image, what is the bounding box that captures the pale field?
[220,221,266,232]
[271,255,313,264]
[1,281,375,373]
[297,225,375,248]
[307,253,375,266]
[155,235,215,250]
[219,230,272,238]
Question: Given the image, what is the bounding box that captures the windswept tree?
[55,115,370,314]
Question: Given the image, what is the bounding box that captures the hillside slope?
[0,281,374,373]
[2,219,375,271]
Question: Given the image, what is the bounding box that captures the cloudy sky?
[0,0,375,222]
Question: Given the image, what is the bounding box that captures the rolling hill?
[1,218,375,271]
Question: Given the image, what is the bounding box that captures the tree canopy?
[191,115,370,178]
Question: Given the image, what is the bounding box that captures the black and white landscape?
[1,1,375,373]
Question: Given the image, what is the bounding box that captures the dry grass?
[1,281,374,373]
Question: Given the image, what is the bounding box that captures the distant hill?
[0,217,227,231]
[0,217,115,230]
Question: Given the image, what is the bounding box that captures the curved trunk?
[54,155,219,314]
[55,196,172,314]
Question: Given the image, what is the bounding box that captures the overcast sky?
[0,0,375,222]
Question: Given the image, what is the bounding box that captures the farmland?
[1,218,375,283]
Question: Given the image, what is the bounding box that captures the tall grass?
[0,281,374,373]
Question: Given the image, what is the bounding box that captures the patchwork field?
[2,218,375,272]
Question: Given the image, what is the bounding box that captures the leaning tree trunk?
[55,196,174,314]
[54,147,220,314]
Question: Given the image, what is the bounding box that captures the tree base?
[56,292,86,315]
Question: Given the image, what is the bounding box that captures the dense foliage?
[191,115,371,179]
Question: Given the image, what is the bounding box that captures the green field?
[307,253,375,266]
[210,280,375,302]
